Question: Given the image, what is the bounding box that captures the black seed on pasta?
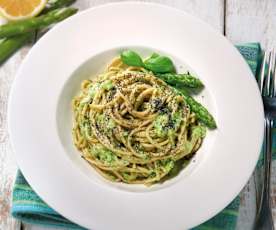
[167,121,174,129]
[160,106,169,114]
[151,98,163,111]
[117,142,124,148]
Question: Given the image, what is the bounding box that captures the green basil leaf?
[144,56,175,73]
[120,50,144,67]
[148,52,160,59]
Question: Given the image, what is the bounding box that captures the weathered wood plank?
[0,9,36,230]
[0,45,33,230]
[226,0,276,49]
[236,177,257,230]
[85,0,224,32]
[227,0,276,229]
[226,0,276,227]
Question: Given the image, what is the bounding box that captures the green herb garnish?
[144,55,175,73]
[120,50,144,67]
[120,50,175,73]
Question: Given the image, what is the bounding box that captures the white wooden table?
[0,0,276,229]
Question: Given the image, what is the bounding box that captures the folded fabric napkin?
[12,43,262,230]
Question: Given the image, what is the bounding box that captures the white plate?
[8,2,264,230]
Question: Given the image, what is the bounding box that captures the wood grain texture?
[236,177,257,230]
[84,0,224,32]
[227,1,276,228]
[2,0,275,230]
[271,162,276,226]
[226,0,276,49]
[0,45,32,230]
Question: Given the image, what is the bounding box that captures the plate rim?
[8,2,264,229]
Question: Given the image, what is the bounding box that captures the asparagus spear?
[156,73,203,88]
[0,7,78,39]
[43,0,76,13]
[156,74,217,129]
[178,89,216,128]
[0,33,34,64]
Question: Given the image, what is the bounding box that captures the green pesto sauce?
[80,80,113,104]
[153,112,183,139]
[101,80,114,90]
[83,122,91,138]
[172,111,182,130]
[161,159,175,173]
[96,114,105,124]
[88,82,100,97]
[168,129,176,145]
[148,159,175,180]
[153,114,169,137]
[107,118,116,130]
[159,158,191,183]
[89,145,117,166]
[96,114,117,133]
[80,119,91,138]
[192,125,206,138]
[122,172,137,181]
[181,141,194,153]
[80,96,91,104]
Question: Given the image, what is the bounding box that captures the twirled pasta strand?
[72,57,204,185]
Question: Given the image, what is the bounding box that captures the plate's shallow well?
[8,2,264,230]
[57,46,217,193]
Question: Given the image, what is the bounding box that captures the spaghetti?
[72,57,206,185]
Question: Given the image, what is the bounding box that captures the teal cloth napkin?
[11,43,262,230]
